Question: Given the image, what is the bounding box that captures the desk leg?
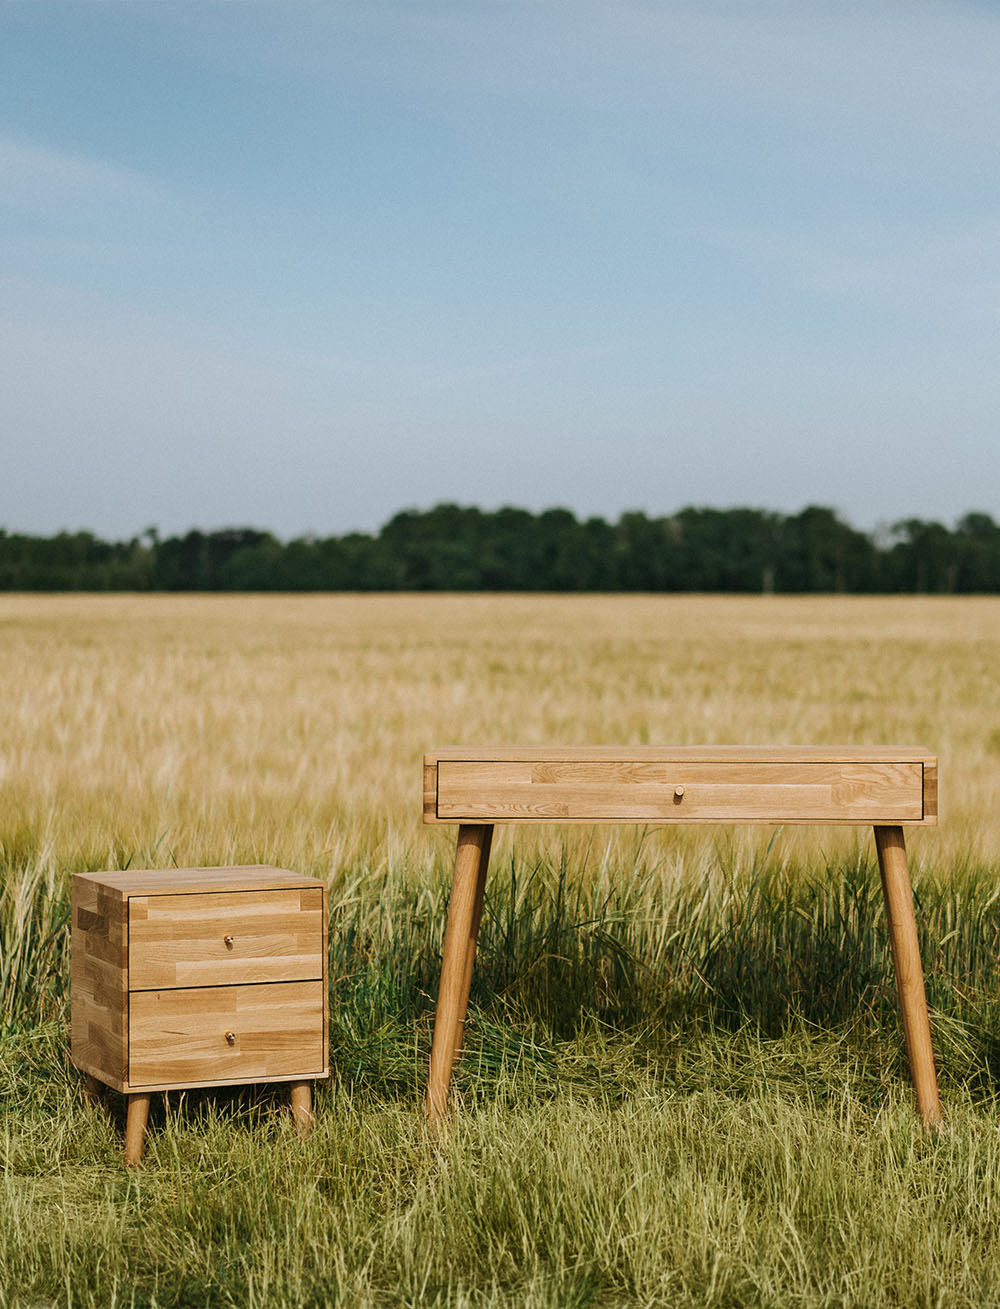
[451,824,493,1082]
[426,823,494,1124]
[874,825,942,1131]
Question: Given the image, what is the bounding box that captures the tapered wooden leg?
[124,1093,151,1166]
[426,824,494,1125]
[289,1080,314,1138]
[450,824,493,1080]
[82,1074,104,1105]
[874,825,942,1131]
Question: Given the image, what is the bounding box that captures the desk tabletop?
[426,745,936,763]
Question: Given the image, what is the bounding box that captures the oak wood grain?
[128,888,323,990]
[426,824,493,1123]
[128,980,326,1089]
[923,759,938,820]
[875,826,942,1130]
[124,1093,151,1166]
[427,754,932,825]
[71,875,129,1090]
[71,866,329,1101]
[425,745,937,763]
[74,866,320,897]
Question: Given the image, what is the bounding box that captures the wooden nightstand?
[71,865,328,1164]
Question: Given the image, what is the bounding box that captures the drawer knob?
[674,786,685,799]
[223,935,234,948]
[225,1031,236,1045]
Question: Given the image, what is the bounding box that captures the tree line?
[2,504,999,592]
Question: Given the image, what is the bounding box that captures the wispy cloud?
[0,134,167,207]
[150,0,1000,153]
[706,219,1000,328]
[2,0,998,535]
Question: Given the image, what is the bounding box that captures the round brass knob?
[674,785,685,798]
[223,935,234,948]
[225,1031,236,1045]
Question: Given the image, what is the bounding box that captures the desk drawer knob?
[223,935,234,948]
[674,786,685,799]
[225,1031,236,1045]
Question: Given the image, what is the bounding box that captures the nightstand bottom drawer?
[129,980,325,1089]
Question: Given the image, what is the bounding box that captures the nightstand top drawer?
[128,980,327,1090]
[129,887,323,991]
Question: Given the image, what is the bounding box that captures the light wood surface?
[434,759,924,824]
[452,825,493,1080]
[320,876,329,1080]
[71,875,129,1090]
[424,747,937,826]
[128,980,325,1089]
[71,864,329,1157]
[923,759,938,820]
[426,824,494,1124]
[128,888,323,990]
[124,1093,151,1166]
[74,865,320,897]
[874,826,942,1130]
[289,1080,314,1138]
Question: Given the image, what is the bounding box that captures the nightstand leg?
[874,825,942,1131]
[426,823,494,1125]
[289,1081,314,1137]
[82,1074,104,1105]
[124,1093,151,1165]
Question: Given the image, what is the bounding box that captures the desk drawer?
[128,980,325,1089]
[129,888,324,990]
[436,759,925,823]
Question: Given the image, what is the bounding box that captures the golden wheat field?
[2,591,998,872]
[6,593,1000,1308]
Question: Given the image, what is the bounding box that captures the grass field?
[3,593,1000,1307]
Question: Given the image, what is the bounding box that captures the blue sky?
[2,1,998,539]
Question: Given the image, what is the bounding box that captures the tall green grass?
[320,842,1000,1105]
[5,838,1000,1305]
[5,1017,1000,1307]
[5,841,1000,1091]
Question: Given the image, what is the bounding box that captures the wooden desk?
[422,746,941,1129]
